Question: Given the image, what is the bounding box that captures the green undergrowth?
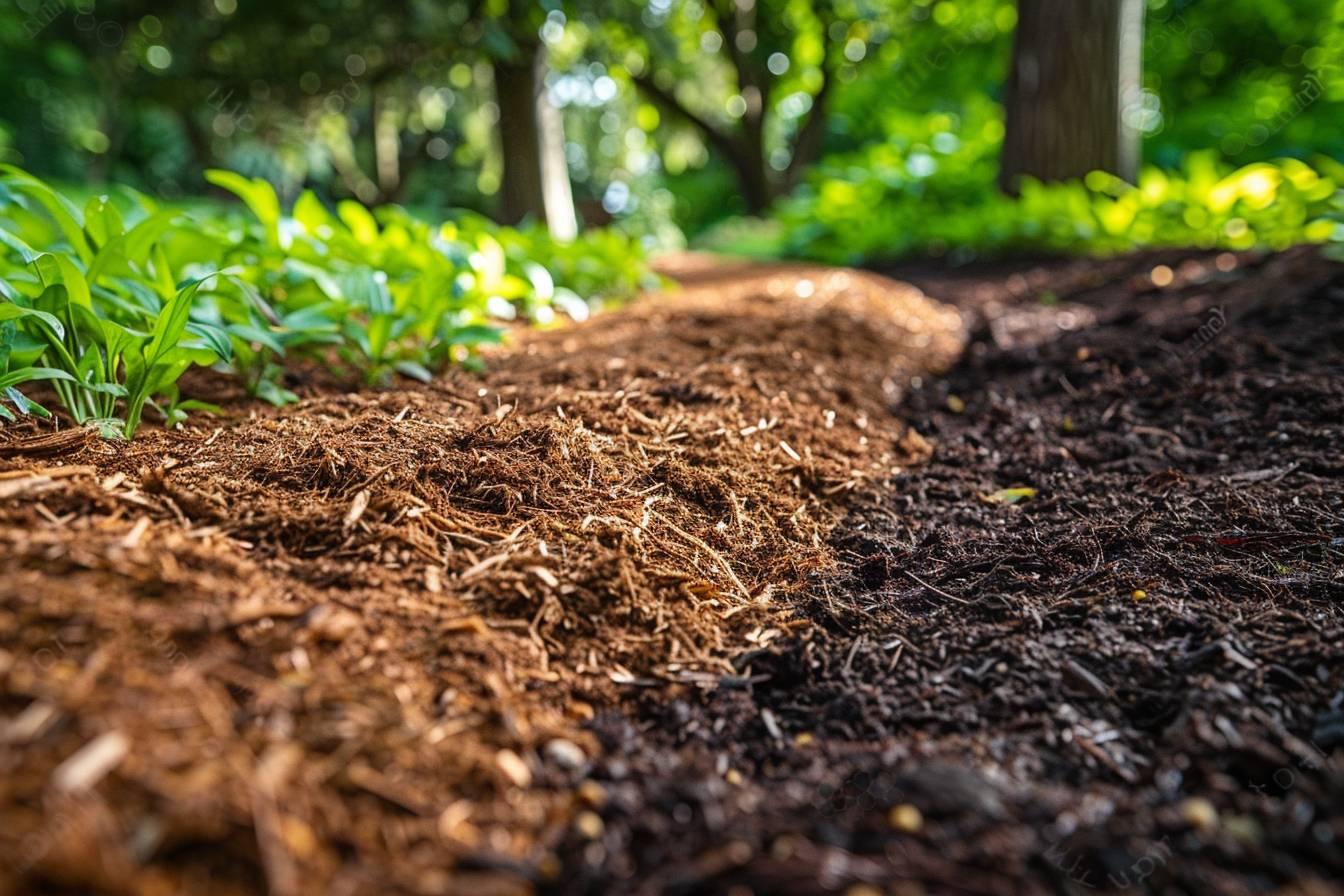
[0,167,656,437]
[702,120,1344,265]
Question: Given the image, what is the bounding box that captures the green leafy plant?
[0,166,655,437]
[202,170,656,389]
[756,103,1344,265]
[0,168,231,436]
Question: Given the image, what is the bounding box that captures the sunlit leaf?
[980,487,1037,505]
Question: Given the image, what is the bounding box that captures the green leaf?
[87,210,182,284]
[75,343,104,384]
[0,366,78,390]
[3,386,50,418]
[88,417,128,440]
[89,315,144,372]
[149,244,177,300]
[81,380,130,398]
[0,224,41,264]
[31,283,70,318]
[123,211,182,260]
[205,169,282,247]
[186,321,234,362]
[442,324,505,346]
[227,322,286,355]
[341,318,372,357]
[367,314,393,359]
[338,268,393,314]
[0,319,12,371]
[146,275,212,367]
[337,200,380,244]
[174,398,223,414]
[49,253,93,308]
[254,377,299,407]
[285,259,345,301]
[394,360,434,383]
[116,184,161,217]
[0,166,94,263]
[279,303,341,334]
[0,302,65,340]
[83,195,126,248]
[294,190,336,233]
[980,487,1038,505]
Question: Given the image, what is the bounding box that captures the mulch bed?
[1,247,1341,895]
[0,261,961,895]
[553,247,1344,895]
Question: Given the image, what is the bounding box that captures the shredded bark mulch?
[0,262,962,895]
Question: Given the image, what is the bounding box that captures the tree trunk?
[629,73,773,215]
[999,0,1144,193]
[727,141,773,216]
[492,45,577,239]
[373,91,401,198]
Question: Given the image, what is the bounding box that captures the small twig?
[843,635,864,674]
[905,569,971,605]
[652,509,752,600]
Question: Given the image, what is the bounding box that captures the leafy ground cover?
[708,142,1344,264]
[1,247,1340,894]
[0,167,654,436]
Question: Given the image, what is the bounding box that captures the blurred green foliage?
[772,149,1343,263]
[752,0,1344,261]
[1,0,1343,259]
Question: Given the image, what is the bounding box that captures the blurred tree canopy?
[581,0,895,213]
[1,0,1341,244]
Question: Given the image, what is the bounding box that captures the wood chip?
[460,552,510,580]
[121,516,151,549]
[0,428,93,458]
[424,565,443,594]
[1225,464,1297,483]
[53,731,129,792]
[0,475,56,500]
[529,566,559,588]
[437,800,475,839]
[306,605,362,642]
[495,749,532,789]
[761,708,783,741]
[441,616,489,635]
[347,763,431,815]
[1,700,61,744]
[228,600,308,626]
[1064,659,1112,699]
[343,489,370,529]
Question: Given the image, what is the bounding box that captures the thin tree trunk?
[534,70,577,240]
[493,45,576,239]
[715,0,775,214]
[633,77,772,214]
[783,67,833,193]
[373,92,401,198]
[728,144,773,216]
[999,0,1144,193]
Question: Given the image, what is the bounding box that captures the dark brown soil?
[550,247,1344,895]
[1,248,1341,896]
